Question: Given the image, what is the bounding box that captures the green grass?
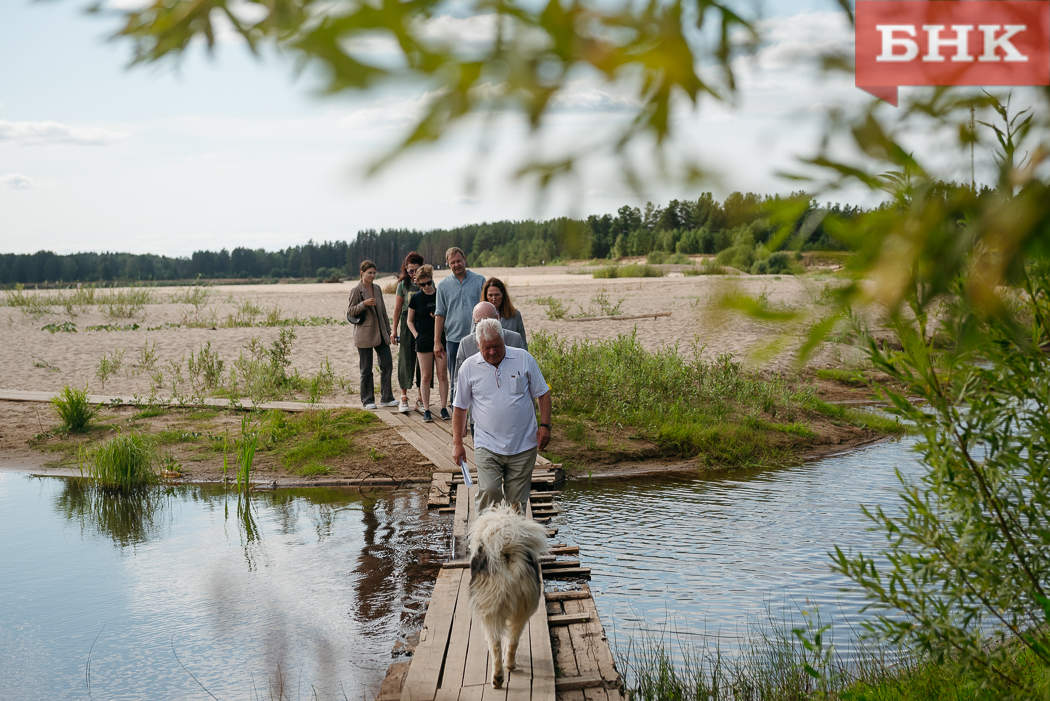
[297,462,332,477]
[592,263,666,278]
[133,406,168,419]
[533,331,900,469]
[816,368,868,386]
[156,429,203,445]
[84,432,159,491]
[50,385,100,433]
[262,408,377,470]
[809,399,904,433]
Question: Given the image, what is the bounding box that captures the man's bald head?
[472,301,498,323]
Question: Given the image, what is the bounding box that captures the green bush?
[646,250,668,264]
[750,252,794,275]
[593,264,666,279]
[84,432,159,491]
[51,385,100,432]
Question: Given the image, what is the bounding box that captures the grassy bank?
[532,331,901,470]
[619,622,1050,701]
[25,402,420,482]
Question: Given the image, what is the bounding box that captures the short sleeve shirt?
[408,290,441,348]
[452,347,550,456]
[434,270,486,343]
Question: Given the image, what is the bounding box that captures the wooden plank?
[561,600,600,684]
[542,568,590,579]
[544,590,590,602]
[462,586,492,688]
[503,601,533,701]
[529,580,557,701]
[378,661,412,701]
[551,624,579,680]
[541,561,581,569]
[453,483,470,559]
[554,677,603,692]
[565,598,618,683]
[548,547,579,556]
[438,558,468,570]
[547,614,590,627]
[437,569,475,693]
[583,685,612,701]
[564,312,671,322]
[401,568,465,701]
[392,418,464,474]
[458,684,484,701]
[392,414,465,469]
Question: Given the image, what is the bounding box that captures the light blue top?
[434,269,486,343]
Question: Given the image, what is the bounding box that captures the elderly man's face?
[478,335,506,367]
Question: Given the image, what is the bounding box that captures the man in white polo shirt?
[451,318,552,514]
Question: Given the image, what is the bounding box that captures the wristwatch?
[539,423,552,431]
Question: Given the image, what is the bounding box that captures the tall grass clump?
[236,414,260,493]
[50,384,100,432]
[83,432,159,491]
[592,263,666,279]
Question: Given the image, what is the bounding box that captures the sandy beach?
[2,264,859,403]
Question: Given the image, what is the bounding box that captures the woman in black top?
[407,265,448,423]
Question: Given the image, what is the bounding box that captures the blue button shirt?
[434,270,486,343]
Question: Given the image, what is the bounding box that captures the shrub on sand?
[51,385,100,433]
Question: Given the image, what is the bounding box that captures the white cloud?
[0,174,45,190]
[748,12,853,71]
[0,120,130,146]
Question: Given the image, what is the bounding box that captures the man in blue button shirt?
[433,246,485,401]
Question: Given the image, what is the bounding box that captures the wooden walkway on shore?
[373,405,623,701]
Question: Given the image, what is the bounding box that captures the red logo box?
[856,1,1050,105]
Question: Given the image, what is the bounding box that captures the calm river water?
[556,435,921,660]
[0,478,447,701]
[0,433,921,698]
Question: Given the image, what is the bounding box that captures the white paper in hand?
[459,459,473,487]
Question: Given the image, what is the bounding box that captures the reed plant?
[83,431,159,491]
[50,384,100,432]
[236,414,260,493]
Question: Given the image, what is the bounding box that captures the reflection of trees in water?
[352,492,447,635]
[54,480,173,547]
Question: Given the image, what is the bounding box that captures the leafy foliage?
[106,0,754,190]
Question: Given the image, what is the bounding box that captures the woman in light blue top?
[481,277,527,351]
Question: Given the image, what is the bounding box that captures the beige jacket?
[348,282,393,349]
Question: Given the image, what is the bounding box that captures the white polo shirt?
[453,347,550,456]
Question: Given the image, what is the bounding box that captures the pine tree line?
[1,193,861,285]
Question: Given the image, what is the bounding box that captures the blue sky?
[2,0,883,256]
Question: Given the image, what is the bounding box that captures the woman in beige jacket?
[347,260,397,409]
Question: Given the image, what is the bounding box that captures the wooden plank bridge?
[371,406,624,701]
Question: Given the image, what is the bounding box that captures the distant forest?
[1,193,864,285]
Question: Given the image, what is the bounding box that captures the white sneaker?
[363,402,378,410]
[379,399,399,407]
[398,400,411,413]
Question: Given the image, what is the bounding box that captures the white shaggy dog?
[468,503,549,688]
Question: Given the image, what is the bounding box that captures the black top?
[408,289,444,349]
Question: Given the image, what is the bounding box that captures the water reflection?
[53,480,174,547]
[4,474,448,700]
